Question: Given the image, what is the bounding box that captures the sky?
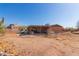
[0,3,79,28]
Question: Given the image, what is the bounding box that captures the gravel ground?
[0,32,79,56]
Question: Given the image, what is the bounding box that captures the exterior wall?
[47,25,64,34]
[7,24,20,32]
[27,26,49,33]
[49,26,64,32]
[11,25,19,31]
[27,25,64,34]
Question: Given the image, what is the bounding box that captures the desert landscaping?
[0,30,79,56]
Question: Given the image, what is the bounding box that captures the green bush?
[0,19,5,35]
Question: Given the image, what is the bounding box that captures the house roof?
[51,24,63,27]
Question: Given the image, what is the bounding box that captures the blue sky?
[0,3,79,28]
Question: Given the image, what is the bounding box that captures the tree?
[45,23,50,26]
[0,17,5,35]
[77,20,79,29]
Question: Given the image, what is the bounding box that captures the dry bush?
[0,40,19,55]
[0,40,32,56]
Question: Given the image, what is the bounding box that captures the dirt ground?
[0,31,79,56]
